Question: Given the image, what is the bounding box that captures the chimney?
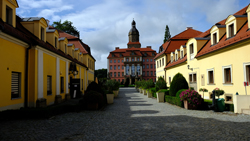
[146,46,151,48]
[115,47,119,50]
[186,27,193,30]
[46,19,50,30]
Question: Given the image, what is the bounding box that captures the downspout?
[24,44,32,108]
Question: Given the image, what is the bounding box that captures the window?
[11,72,21,99]
[110,72,112,77]
[162,58,164,66]
[189,73,197,83]
[122,72,124,76]
[143,59,145,62]
[171,56,173,63]
[151,71,153,76]
[41,27,44,41]
[150,64,153,69]
[160,60,161,67]
[208,70,214,84]
[181,51,183,59]
[144,53,147,56]
[229,24,234,38]
[147,71,149,76]
[132,58,134,61]
[110,66,112,70]
[110,60,112,63]
[118,79,120,82]
[122,66,124,70]
[47,76,52,95]
[55,37,58,48]
[169,77,171,85]
[151,59,153,62]
[157,61,159,68]
[245,64,250,83]
[224,68,231,83]
[64,45,66,54]
[60,77,64,93]
[143,71,145,76]
[176,54,178,61]
[154,64,156,68]
[154,71,156,76]
[114,60,116,63]
[126,58,129,62]
[120,54,122,57]
[6,6,13,25]
[189,74,192,82]
[190,44,194,60]
[118,60,120,63]
[213,33,217,45]
[118,72,120,77]
[193,74,196,82]
[112,54,114,57]
[137,58,140,61]
[118,65,120,70]
[122,60,124,62]
[114,66,116,70]
[114,72,116,77]
[147,65,149,69]
[143,65,145,69]
[147,59,149,62]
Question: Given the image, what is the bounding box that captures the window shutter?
[11,72,20,98]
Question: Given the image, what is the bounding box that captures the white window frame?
[222,65,233,85]
[206,68,215,85]
[243,62,250,84]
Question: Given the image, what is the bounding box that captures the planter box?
[147,91,152,98]
[55,95,62,104]
[113,90,119,98]
[139,88,143,94]
[156,92,165,103]
[65,94,71,101]
[184,100,197,110]
[106,94,114,104]
[36,98,47,108]
[143,89,147,95]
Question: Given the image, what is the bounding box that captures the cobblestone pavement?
[1,88,250,141]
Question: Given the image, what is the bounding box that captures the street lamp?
[69,62,78,77]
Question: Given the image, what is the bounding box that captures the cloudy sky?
[16,0,249,70]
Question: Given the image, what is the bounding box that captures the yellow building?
[0,0,95,111]
[156,5,250,114]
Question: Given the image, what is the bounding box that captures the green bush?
[128,85,135,87]
[155,77,167,91]
[82,90,105,109]
[149,87,157,98]
[225,104,234,112]
[157,89,169,95]
[169,73,189,97]
[165,95,183,107]
[119,85,124,87]
[176,89,187,97]
[86,81,103,94]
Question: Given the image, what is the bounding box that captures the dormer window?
[131,52,135,55]
[72,50,74,58]
[6,6,13,25]
[144,53,147,56]
[171,56,173,63]
[229,24,234,38]
[112,54,114,57]
[120,54,122,57]
[55,37,57,48]
[212,33,217,45]
[152,53,155,56]
[175,54,178,61]
[181,51,183,59]
[41,27,44,41]
[65,44,67,54]
[190,43,194,60]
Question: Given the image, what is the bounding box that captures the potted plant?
[214,88,225,112]
[156,77,167,102]
[180,89,203,110]
[140,80,146,94]
[199,88,208,99]
[113,80,120,98]
[145,79,154,98]
[105,79,114,104]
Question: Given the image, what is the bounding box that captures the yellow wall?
[43,53,56,105]
[60,60,66,99]
[0,0,17,27]
[0,37,26,110]
[155,55,166,80]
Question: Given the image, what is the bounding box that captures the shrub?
[113,80,120,90]
[180,89,203,107]
[140,79,146,89]
[214,88,225,98]
[149,87,157,98]
[155,77,167,91]
[176,89,187,97]
[86,81,103,94]
[82,90,105,109]
[119,85,124,87]
[144,79,154,90]
[157,89,169,95]
[105,79,114,93]
[169,73,189,97]
[128,85,135,87]
[165,95,182,107]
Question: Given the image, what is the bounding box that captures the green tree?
[169,73,189,96]
[163,25,171,43]
[94,69,107,80]
[52,20,80,37]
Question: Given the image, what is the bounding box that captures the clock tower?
[127,20,141,48]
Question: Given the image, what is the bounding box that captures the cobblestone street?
[1,88,250,141]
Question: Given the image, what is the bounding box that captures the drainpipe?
[24,44,32,108]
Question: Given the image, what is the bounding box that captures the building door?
[70,78,81,99]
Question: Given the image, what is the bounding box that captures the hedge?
[149,87,157,98]
[165,95,183,107]
[176,89,187,97]
[119,85,124,87]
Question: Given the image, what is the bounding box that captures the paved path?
[1,88,250,141]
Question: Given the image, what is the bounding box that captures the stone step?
[242,109,250,115]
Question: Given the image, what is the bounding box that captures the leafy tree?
[163,25,171,43]
[94,69,107,79]
[169,73,189,96]
[52,20,80,37]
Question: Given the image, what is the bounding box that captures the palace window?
[114,59,116,63]
[181,51,183,59]
[147,71,149,76]
[110,65,112,70]
[6,6,13,25]
[47,76,52,95]
[150,64,153,69]
[114,65,116,70]
[122,72,124,76]
[122,66,124,70]
[143,65,145,69]
[60,77,64,93]
[244,64,250,83]
[189,73,197,83]
[151,71,153,76]
[137,58,140,61]
[126,58,129,62]
[118,60,120,63]
[143,59,145,62]
[114,72,116,77]
[147,59,149,62]
[175,54,178,61]
[147,64,149,69]
[132,58,134,61]
[118,65,120,70]
[151,59,153,62]
[118,72,120,77]
[11,72,21,99]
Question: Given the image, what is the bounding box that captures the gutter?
[24,44,32,108]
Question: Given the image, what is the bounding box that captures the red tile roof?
[171,28,202,39]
